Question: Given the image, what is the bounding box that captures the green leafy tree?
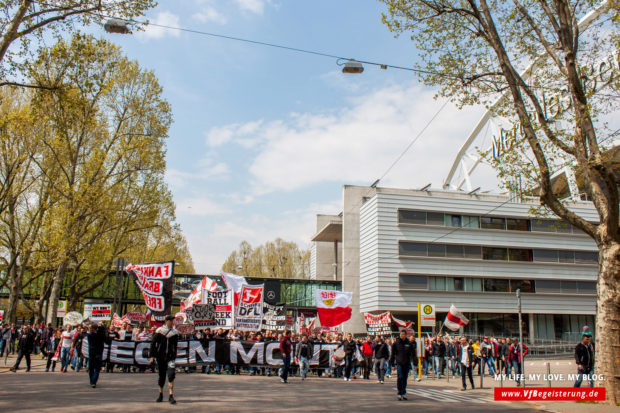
[381,0,619,402]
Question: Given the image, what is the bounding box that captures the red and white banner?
[125,312,147,323]
[0,310,4,322]
[112,313,125,328]
[315,289,352,327]
[221,271,247,306]
[84,304,111,321]
[444,305,469,331]
[182,276,219,311]
[392,315,413,329]
[126,261,174,321]
[235,284,264,331]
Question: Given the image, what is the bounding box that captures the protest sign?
[364,312,393,336]
[235,284,264,331]
[84,304,111,321]
[262,303,286,331]
[126,261,174,322]
[197,289,234,329]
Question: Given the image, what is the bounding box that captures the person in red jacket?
[361,336,374,380]
[279,330,292,383]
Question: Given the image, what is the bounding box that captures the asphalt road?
[0,370,541,412]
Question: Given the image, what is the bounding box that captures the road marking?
[397,387,493,403]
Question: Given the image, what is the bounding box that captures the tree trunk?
[596,243,620,405]
[46,261,67,326]
[5,264,21,323]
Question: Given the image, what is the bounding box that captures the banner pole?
[417,302,422,379]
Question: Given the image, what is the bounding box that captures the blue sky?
[100,0,495,273]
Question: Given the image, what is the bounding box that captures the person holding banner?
[150,315,179,404]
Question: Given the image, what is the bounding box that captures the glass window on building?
[556,221,572,233]
[398,210,426,225]
[574,251,598,264]
[453,277,464,291]
[506,218,530,231]
[483,278,509,292]
[533,249,559,263]
[464,245,482,259]
[446,244,464,258]
[536,280,561,293]
[576,281,596,294]
[429,276,446,290]
[531,219,558,232]
[483,247,508,260]
[399,242,427,256]
[465,277,483,292]
[399,274,428,290]
[508,248,533,262]
[428,243,446,257]
[462,215,480,228]
[427,212,445,226]
[559,250,575,263]
[445,214,462,227]
[561,281,577,293]
[481,216,506,230]
[510,279,535,293]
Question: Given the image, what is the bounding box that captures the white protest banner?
[198,289,234,329]
[187,304,216,330]
[84,304,112,321]
[63,311,83,326]
[364,312,392,335]
[235,284,264,331]
[125,312,147,323]
[0,310,4,322]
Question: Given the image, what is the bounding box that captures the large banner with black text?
[82,338,340,368]
[125,261,174,322]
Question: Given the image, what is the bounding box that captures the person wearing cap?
[574,326,595,387]
[480,336,496,377]
[150,315,179,404]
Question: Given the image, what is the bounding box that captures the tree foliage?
[381,0,619,402]
[221,239,311,279]
[0,34,193,325]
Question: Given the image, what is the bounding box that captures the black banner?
[83,338,340,368]
[125,261,174,321]
[262,303,286,331]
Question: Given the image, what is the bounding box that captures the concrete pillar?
[528,313,535,344]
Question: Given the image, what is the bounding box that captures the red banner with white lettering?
[125,261,174,322]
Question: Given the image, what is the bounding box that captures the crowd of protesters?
[2,321,531,391]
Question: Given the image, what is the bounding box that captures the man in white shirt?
[60,326,73,372]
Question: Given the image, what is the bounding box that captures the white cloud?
[205,120,263,147]
[138,11,181,40]
[166,160,229,190]
[233,0,265,15]
[193,6,227,25]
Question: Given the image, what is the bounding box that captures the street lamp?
[104,18,132,34]
[341,59,364,74]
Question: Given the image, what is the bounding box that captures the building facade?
[312,185,599,341]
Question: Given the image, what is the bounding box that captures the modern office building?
[311,185,599,341]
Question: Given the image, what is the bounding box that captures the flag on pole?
[392,315,413,330]
[183,276,219,311]
[221,271,247,306]
[444,305,469,331]
[315,289,352,327]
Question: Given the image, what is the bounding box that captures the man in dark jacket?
[390,330,416,400]
[373,335,389,383]
[87,322,111,388]
[342,333,357,381]
[150,315,179,404]
[10,325,35,372]
[447,338,458,378]
[457,336,475,390]
[279,330,292,383]
[574,327,595,387]
[431,335,447,377]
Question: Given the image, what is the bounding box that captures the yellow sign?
[57,300,67,318]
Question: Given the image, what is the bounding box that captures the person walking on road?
[279,330,292,383]
[361,336,373,380]
[296,334,311,380]
[390,330,416,401]
[342,333,356,381]
[87,323,111,388]
[373,335,389,384]
[574,326,595,388]
[10,325,35,372]
[150,315,179,404]
[457,336,475,391]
